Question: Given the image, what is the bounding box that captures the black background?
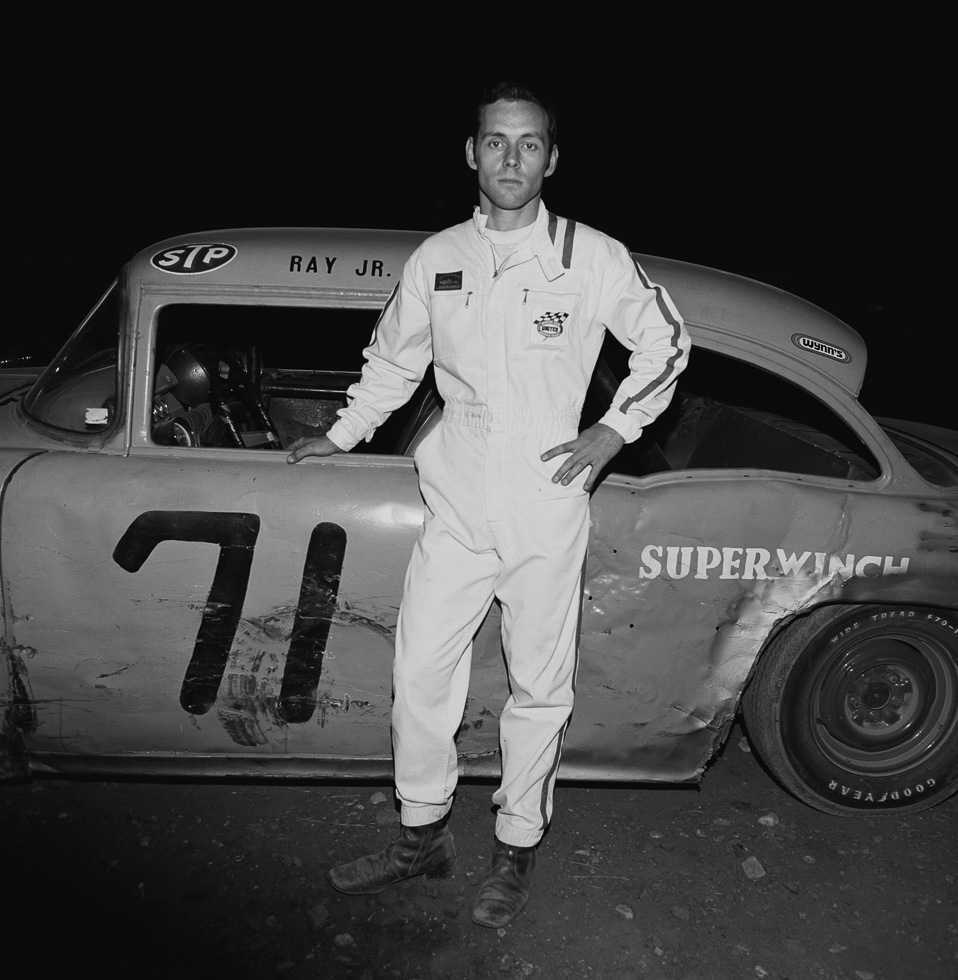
[11,11,951,425]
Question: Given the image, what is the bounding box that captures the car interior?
[149,303,881,481]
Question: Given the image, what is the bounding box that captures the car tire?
[742,604,958,815]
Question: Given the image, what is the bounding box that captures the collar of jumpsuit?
[472,202,567,283]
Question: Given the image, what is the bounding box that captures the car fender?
[0,449,47,780]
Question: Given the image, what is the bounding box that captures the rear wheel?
[743,605,958,815]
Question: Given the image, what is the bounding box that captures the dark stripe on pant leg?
[537,559,585,829]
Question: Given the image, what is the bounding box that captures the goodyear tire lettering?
[743,604,958,815]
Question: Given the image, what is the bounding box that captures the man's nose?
[503,145,520,168]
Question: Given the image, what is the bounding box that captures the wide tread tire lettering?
[743,604,958,815]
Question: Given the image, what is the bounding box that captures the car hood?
[0,367,42,400]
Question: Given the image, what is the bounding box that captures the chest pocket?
[520,288,579,354]
[428,277,481,361]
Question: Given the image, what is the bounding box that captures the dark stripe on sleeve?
[619,257,685,414]
[561,219,577,269]
[619,343,684,413]
[548,211,558,245]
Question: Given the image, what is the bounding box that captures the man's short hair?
[475,82,558,153]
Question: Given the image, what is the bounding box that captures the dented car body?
[1,228,956,815]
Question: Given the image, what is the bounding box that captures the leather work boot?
[327,814,455,894]
[472,838,537,928]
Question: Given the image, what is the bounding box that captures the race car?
[1,228,956,815]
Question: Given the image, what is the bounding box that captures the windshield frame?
[23,281,122,439]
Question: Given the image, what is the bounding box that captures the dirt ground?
[3,720,955,980]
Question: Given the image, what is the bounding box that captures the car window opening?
[589,342,881,481]
[150,303,880,482]
[152,304,425,454]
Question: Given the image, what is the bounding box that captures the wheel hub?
[811,628,957,774]
[845,665,913,730]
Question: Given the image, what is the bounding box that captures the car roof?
[130,228,867,397]
[638,253,866,397]
[131,227,430,295]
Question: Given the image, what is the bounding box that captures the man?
[287,82,689,927]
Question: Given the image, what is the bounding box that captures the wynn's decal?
[152,244,237,275]
[791,333,851,362]
[638,545,909,581]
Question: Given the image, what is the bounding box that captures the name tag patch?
[434,271,463,291]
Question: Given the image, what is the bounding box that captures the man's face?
[466,99,558,225]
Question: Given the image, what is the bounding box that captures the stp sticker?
[791,333,851,363]
[151,244,237,275]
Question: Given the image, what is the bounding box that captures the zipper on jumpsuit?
[479,241,540,527]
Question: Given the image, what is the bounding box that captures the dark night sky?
[12,12,951,426]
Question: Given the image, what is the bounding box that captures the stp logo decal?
[535,311,570,338]
[151,243,237,275]
[791,333,851,363]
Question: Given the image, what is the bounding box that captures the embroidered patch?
[534,311,570,339]
[434,271,463,291]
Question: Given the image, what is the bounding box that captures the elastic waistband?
[442,402,580,432]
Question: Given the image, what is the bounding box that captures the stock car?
[1,228,956,816]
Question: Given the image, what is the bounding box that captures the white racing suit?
[327,203,689,847]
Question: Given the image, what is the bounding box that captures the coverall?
[327,202,689,847]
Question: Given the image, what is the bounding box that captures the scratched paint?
[215,598,391,747]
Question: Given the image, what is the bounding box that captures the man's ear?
[465,137,478,171]
[545,144,558,178]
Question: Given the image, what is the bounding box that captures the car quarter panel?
[553,473,958,782]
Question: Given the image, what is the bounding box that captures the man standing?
[286,82,689,927]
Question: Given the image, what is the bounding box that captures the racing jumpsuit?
[326,202,689,847]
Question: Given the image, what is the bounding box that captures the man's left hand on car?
[542,422,626,491]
